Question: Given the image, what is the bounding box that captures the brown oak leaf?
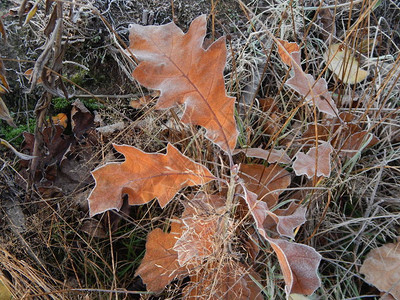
[135,221,188,293]
[360,242,400,299]
[233,147,291,164]
[88,143,215,216]
[128,15,238,154]
[239,164,291,207]
[276,40,338,116]
[267,238,322,296]
[174,194,225,266]
[293,141,333,178]
[183,260,263,299]
[277,39,300,66]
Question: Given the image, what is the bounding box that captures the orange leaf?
[233,147,291,164]
[277,40,338,116]
[184,260,263,299]
[50,113,68,128]
[128,15,238,154]
[174,194,225,266]
[239,164,291,207]
[135,221,188,293]
[277,39,300,66]
[88,143,215,216]
[267,238,322,295]
[266,203,307,239]
[0,18,6,42]
[360,242,400,299]
[293,141,333,178]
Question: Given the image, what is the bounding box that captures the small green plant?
[0,118,35,145]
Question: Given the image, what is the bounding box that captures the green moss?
[81,98,103,110]
[52,97,71,111]
[0,119,36,146]
[70,68,89,86]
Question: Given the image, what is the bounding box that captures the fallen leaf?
[0,138,36,160]
[239,164,291,207]
[135,221,188,293]
[88,143,215,216]
[23,1,38,26]
[0,278,12,300]
[0,18,7,42]
[293,141,333,178]
[128,15,238,153]
[277,40,338,116]
[49,113,68,128]
[290,293,312,300]
[286,52,338,116]
[240,183,269,238]
[360,242,400,299]
[184,260,263,299]
[267,238,322,296]
[71,99,95,138]
[0,97,16,127]
[277,39,300,66]
[339,130,378,158]
[174,194,225,266]
[324,43,369,84]
[233,147,291,164]
[266,203,307,239]
[0,60,10,92]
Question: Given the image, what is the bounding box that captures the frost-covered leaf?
[174,194,225,266]
[267,238,322,296]
[266,203,307,239]
[239,164,291,207]
[184,261,263,299]
[233,147,291,164]
[360,242,400,299]
[276,40,338,116]
[88,143,215,216]
[128,15,238,153]
[135,221,188,293]
[293,142,333,178]
[277,39,300,66]
[324,43,369,84]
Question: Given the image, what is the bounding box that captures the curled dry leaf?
[266,203,307,239]
[0,97,15,127]
[324,44,369,84]
[88,143,215,216]
[293,141,333,178]
[276,39,300,66]
[128,15,238,153]
[0,139,36,160]
[276,40,338,116]
[233,147,291,164]
[135,221,188,293]
[267,238,322,296]
[239,164,291,207]
[360,242,400,299]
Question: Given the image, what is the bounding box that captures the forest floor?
[0,0,400,299]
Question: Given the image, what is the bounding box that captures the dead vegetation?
[0,0,399,299]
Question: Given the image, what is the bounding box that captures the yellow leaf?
[0,97,15,127]
[0,278,12,300]
[324,44,369,84]
[23,1,38,26]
